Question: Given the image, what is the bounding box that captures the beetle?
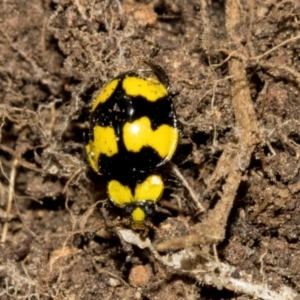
[85,61,178,231]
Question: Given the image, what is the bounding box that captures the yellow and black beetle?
[85,62,179,231]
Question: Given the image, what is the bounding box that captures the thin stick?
[1,159,18,243]
[0,144,42,173]
[171,163,205,212]
[250,34,300,61]
[62,168,82,194]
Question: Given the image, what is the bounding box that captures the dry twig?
[1,159,18,243]
[171,163,205,213]
[195,0,260,244]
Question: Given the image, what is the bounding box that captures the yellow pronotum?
[107,175,164,206]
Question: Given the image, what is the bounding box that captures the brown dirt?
[1,0,300,299]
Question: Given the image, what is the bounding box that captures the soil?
[1,0,300,299]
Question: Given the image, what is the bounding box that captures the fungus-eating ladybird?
[85,62,178,230]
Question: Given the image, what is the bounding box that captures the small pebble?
[108,278,121,287]
[128,265,152,287]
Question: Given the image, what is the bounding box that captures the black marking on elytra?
[90,74,177,131]
[100,148,162,188]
